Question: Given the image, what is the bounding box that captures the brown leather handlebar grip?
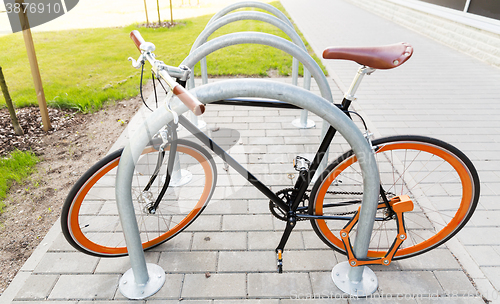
[173,85,205,116]
[130,30,145,52]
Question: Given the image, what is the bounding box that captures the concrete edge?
[0,220,60,302]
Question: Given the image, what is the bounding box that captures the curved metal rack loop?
[115,79,380,299]
[207,1,293,28]
[181,32,332,103]
[187,1,315,128]
[188,11,310,89]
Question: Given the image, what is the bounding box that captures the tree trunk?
[0,66,24,136]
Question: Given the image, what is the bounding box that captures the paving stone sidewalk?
[0,74,485,303]
[281,0,500,303]
[2,0,500,302]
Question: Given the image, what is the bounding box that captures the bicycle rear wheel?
[310,135,479,260]
[61,139,217,257]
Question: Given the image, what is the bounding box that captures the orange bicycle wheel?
[61,139,217,257]
[310,135,479,260]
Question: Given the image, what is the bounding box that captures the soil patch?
[137,21,183,28]
[0,92,147,294]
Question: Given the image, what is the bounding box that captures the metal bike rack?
[169,154,193,186]
[189,11,309,89]
[116,80,380,299]
[188,1,315,128]
[182,32,333,103]
[175,6,322,190]
[183,31,333,175]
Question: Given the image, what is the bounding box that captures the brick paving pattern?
[2,0,500,302]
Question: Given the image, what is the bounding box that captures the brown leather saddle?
[323,42,413,69]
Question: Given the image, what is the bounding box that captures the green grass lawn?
[0,150,39,213]
[0,2,326,210]
[0,2,325,113]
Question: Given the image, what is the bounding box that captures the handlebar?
[130,30,145,52]
[129,30,205,116]
[173,85,205,116]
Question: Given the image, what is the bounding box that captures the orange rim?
[68,145,214,256]
[314,141,474,258]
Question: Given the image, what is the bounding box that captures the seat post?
[344,66,376,102]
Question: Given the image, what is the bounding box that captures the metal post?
[116,79,379,299]
[115,147,165,299]
[115,117,168,299]
[331,66,379,297]
[169,150,193,186]
[292,69,315,129]
[208,1,294,27]
[187,110,206,129]
[189,11,307,89]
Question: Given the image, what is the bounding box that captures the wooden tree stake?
[170,0,174,24]
[157,0,161,25]
[144,0,150,26]
[0,66,24,136]
[17,0,51,131]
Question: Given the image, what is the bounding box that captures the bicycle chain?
[269,188,366,221]
[318,189,364,196]
[305,189,364,216]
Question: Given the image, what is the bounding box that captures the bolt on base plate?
[331,261,378,297]
[119,263,165,300]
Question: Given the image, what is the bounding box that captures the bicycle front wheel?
[62,139,217,257]
[310,135,479,260]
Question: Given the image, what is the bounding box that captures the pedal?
[276,249,283,273]
[293,156,311,172]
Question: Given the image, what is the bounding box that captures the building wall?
[346,0,500,68]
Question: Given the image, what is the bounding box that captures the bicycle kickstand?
[275,215,297,273]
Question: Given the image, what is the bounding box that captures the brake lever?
[128,54,145,69]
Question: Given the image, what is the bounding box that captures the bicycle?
[61,31,480,271]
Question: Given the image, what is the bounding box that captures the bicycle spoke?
[311,136,478,260]
[63,140,216,257]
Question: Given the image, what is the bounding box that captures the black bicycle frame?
[175,98,354,245]
[146,96,371,271]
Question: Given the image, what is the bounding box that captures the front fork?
[145,122,179,214]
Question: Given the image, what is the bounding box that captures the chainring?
[269,188,309,221]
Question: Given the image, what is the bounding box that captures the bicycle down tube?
[178,114,291,213]
[175,102,353,249]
